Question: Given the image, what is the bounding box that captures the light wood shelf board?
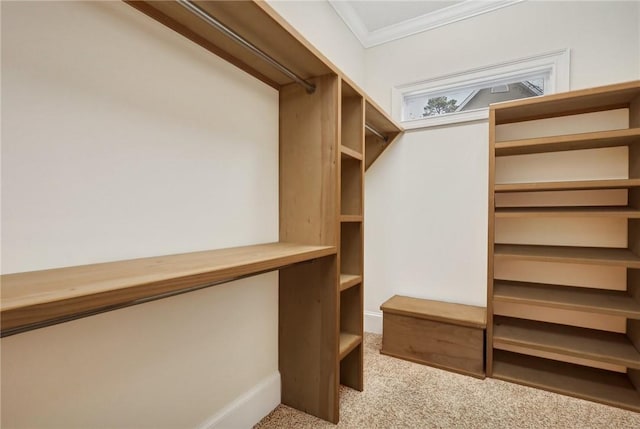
[380,295,486,329]
[339,332,362,360]
[495,178,640,193]
[126,1,332,89]
[493,281,640,319]
[340,145,363,161]
[339,274,362,291]
[491,81,640,125]
[339,215,363,223]
[1,242,336,334]
[495,128,640,156]
[493,351,640,412]
[493,317,640,369]
[494,244,640,268]
[495,206,640,218]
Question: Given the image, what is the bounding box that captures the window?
[392,49,570,129]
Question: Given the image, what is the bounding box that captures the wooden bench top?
[380,295,486,329]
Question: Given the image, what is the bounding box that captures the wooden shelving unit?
[338,79,365,392]
[487,80,640,411]
[0,1,403,425]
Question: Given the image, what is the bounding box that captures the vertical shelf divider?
[338,79,365,391]
[279,75,340,423]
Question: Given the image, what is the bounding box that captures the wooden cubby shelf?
[340,215,364,222]
[494,128,640,156]
[339,332,362,360]
[494,281,640,318]
[493,351,640,412]
[340,274,362,291]
[493,317,640,369]
[338,77,365,395]
[494,244,640,268]
[495,206,640,218]
[488,81,640,410]
[495,178,640,193]
[0,242,336,336]
[341,145,363,161]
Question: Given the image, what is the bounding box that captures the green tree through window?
[423,96,458,117]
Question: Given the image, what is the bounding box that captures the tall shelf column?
[338,79,365,390]
[279,74,340,423]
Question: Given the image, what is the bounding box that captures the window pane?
[404,76,546,120]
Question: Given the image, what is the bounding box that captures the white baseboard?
[364,310,383,334]
[197,371,281,429]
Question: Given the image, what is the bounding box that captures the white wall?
[364,0,640,332]
[267,0,365,87]
[1,1,279,428]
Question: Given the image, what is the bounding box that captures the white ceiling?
[329,0,524,48]
[349,1,462,32]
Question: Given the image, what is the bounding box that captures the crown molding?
[329,0,524,48]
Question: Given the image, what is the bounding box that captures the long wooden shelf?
[495,128,640,156]
[0,242,336,336]
[494,178,640,193]
[494,244,640,267]
[495,206,640,218]
[339,274,362,291]
[493,317,640,369]
[493,351,640,412]
[339,332,362,360]
[494,281,640,319]
[491,81,640,125]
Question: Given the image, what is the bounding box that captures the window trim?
[392,49,571,130]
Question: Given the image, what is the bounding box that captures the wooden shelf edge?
[494,244,640,268]
[493,351,640,412]
[494,128,640,156]
[339,274,362,291]
[340,145,363,161]
[493,280,640,319]
[495,206,640,218]
[0,242,337,336]
[493,317,640,369]
[490,80,640,125]
[495,178,640,193]
[339,215,363,223]
[339,332,362,360]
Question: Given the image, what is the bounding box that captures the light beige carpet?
[255,333,640,428]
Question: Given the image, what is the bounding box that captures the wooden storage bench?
[380,295,487,378]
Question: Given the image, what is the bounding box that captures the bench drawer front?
[381,313,485,377]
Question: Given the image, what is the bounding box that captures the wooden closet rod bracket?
[177,0,316,94]
[365,123,388,142]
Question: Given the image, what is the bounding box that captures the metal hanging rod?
[365,123,388,142]
[177,0,316,94]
